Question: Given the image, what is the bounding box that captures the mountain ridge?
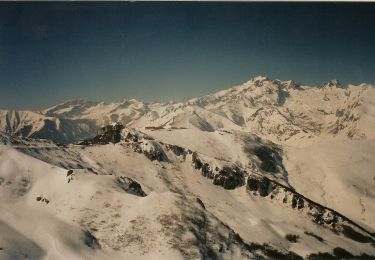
[1,76,374,144]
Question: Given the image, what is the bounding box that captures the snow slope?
[1,127,375,259]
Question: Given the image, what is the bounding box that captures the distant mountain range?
[1,76,374,144]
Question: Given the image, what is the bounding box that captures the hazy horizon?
[1,2,375,110]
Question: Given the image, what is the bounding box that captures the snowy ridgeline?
[0,76,375,145]
[1,76,375,259]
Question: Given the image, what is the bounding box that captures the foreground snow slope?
[1,128,375,259]
[284,139,375,231]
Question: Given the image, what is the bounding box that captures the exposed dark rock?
[307,252,338,259]
[258,176,272,196]
[252,145,283,173]
[143,145,168,162]
[201,163,214,179]
[124,132,138,142]
[36,195,50,204]
[165,144,187,158]
[196,198,206,210]
[116,176,147,197]
[83,230,101,249]
[213,167,245,189]
[292,195,298,208]
[246,175,274,197]
[341,225,374,243]
[357,254,375,259]
[333,247,354,258]
[297,197,304,209]
[308,249,370,260]
[304,231,324,242]
[127,141,169,162]
[67,170,73,176]
[247,176,259,191]
[192,152,203,170]
[79,123,124,145]
[285,234,300,243]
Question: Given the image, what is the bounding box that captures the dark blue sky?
[1,2,375,109]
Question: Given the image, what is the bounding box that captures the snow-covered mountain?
[0,110,97,144]
[1,76,375,259]
[2,76,374,144]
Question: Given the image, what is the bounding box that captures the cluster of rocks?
[192,152,215,179]
[128,141,169,162]
[36,195,49,204]
[247,175,273,197]
[164,143,189,160]
[121,128,171,162]
[116,176,147,197]
[213,167,246,190]
[67,169,74,183]
[191,152,246,189]
[78,122,124,145]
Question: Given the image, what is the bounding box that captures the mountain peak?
[252,75,270,82]
[321,79,345,89]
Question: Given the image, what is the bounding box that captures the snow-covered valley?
[1,76,375,259]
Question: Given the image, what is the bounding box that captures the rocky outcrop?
[165,144,189,159]
[83,230,101,249]
[127,141,169,162]
[251,145,284,174]
[36,195,50,204]
[79,123,124,145]
[213,166,245,190]
[191,152,246,189]
[116,176,147,197]
[247,175,273,197]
